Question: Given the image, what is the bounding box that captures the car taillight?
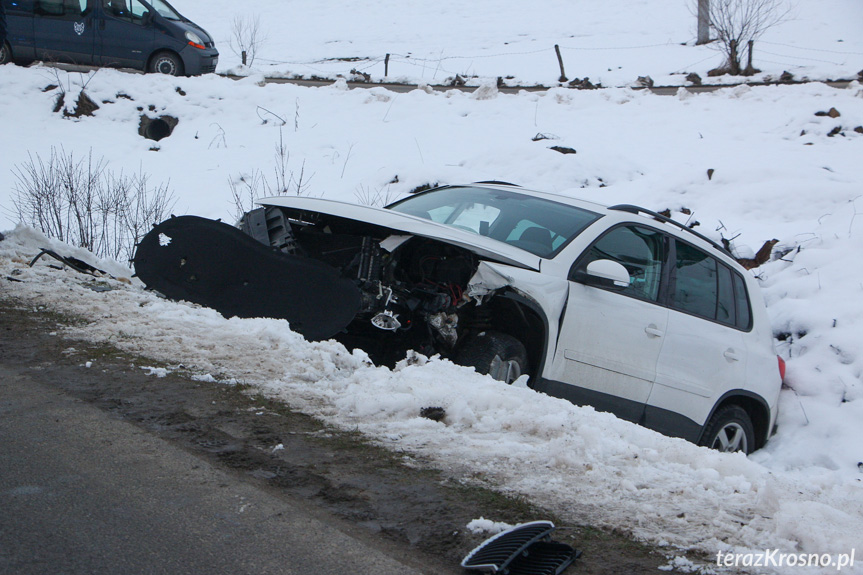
[777,355,786,382]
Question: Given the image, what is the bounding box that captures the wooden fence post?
[554,45,567,83]
[697,0,710,45]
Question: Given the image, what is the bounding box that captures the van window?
[147,0,182,20]
[36,0,83,16]
[9,0,37,13]
[102,0,147,21]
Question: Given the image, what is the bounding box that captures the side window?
[669,240,753,330]
[8,0,37,15]
[571,225,665,302]
[732,273,752,330]
[36,0,65,16]
[716,263,735,325]
[670,241,717,319]
[103,0,145,21]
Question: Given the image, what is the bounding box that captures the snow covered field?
[187,0,863,88]
[2,1,863,572]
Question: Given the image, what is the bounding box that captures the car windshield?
[143,0,182,20]
[386,186,601,258]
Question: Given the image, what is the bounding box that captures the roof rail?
[607,204,732,256]
[472,180,521,187]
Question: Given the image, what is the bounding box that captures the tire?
[455,331,529,384]
[699,404,755,454]
[0,43,11,66]
[149,51,184,76]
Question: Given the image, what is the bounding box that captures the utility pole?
[697,0,710,45]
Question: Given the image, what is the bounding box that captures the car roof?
[261,183,741,270]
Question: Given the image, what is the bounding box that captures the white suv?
[135,183,784,453]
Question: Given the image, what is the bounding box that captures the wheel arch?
[700,390,772,450]
[147,49,185,75]
[486,290,550,383]
[0,41,12,65]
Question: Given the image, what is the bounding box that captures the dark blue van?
[0,0,218,76]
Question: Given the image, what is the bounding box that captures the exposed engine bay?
[239,205,496,365]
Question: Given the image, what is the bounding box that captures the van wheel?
[149,52,184,76]
[699,405,755,454]
[456,331,528,384]
[0,43,11,66]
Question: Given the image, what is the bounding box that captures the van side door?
[96,0,154,70]
[33,0,94,64]
[5,0,37,61]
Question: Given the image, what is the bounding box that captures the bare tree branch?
[695,0,791,75]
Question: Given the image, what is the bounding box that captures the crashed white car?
[135,182,783,453]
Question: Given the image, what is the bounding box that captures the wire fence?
[253,38,862,83]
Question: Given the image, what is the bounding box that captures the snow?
[2,1,863,572]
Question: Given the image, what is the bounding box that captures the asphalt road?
[0,366,435,575]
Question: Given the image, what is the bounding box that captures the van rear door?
[96,0,154,70]
[33,0,94,64]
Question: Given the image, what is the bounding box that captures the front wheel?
[699,405,755,454]
[149,51,184,76]
[456,331,528,384]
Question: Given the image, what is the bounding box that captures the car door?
[645,239,750,438]
[33,0,94,64]
[549,224,669,424]
[96,0,154,69]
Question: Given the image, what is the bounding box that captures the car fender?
[467,261,569,371]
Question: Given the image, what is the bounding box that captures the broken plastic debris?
[461,520,580,575]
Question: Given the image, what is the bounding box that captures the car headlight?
[185,31,206,49]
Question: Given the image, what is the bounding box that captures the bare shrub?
[230,14,266,67]
[694,0,791,75]
[11,147,175,264]
[229,127,315,222]
[354,184,397,207]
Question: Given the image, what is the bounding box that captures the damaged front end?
[134,204,549,370]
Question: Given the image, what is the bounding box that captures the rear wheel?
[456,331,528,384]
[0,43,11,66]
[699,405,755,454]
[149,51,184,76]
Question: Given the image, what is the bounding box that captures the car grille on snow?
[461,521,580,574]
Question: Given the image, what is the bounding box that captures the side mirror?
[574,259,631,289]
[142,10,153,25]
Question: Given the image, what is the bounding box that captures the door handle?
[724,349,741,362]
[644,325,664,338]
